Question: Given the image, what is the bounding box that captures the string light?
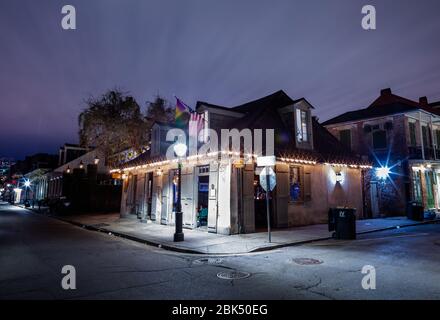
[112,150,371,173]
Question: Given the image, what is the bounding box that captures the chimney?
[380,88,392,96]
[419,96,428,105]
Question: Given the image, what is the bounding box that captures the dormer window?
[296,109,309,143]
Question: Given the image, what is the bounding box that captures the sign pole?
[265,166,271,243]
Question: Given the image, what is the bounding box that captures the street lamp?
[173,142,187,242]
[24,179,31,204]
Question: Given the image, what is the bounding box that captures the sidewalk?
[43,211,440,254]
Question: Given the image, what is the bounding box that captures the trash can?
[406,201,424,221]
[328,207,356,240]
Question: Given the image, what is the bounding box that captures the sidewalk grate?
[291,257,323,265]
[217,271,251,280]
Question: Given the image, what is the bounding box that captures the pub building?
[113,91,371,234]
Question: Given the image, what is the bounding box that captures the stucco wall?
[275,163,364,227]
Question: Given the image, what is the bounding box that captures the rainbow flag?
[175,97,190,128]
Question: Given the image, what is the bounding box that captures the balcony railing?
[408,146,440,160]
[408,146,422,159]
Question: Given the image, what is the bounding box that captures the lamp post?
[173,142,187,242]
[24,179,31,202]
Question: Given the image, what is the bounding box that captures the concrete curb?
[14,204,440,255]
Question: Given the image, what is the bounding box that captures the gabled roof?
[119,90,366,168]
[196,90,309,114]
[232,90,306,113]
[323,88,440,126]
[430,100,440,109]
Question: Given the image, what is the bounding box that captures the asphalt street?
[1,202,439,299]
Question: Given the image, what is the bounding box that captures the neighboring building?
[58,144,89,166]
[150,121,175,157]
[10,153,58,176]
[115,90,370,235]
[323,88,440,216]
[0,157,14,185]
[429,99,440,110]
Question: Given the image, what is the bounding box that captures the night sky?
[1,0,439,160]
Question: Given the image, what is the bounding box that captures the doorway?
[146,172,153,219]
[196,165,210,230]
[370,181,380,218]
[254,174,274,230]
[130,175,138,216]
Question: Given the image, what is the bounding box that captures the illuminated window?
[296,109,309,143]
[289,166,311,202]
[412,171,422,203]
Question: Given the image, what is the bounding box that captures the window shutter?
[409,122,417,146]
[304,172,311,201]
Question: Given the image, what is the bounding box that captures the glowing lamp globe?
[174,143,187,157]
[376,166,390,180]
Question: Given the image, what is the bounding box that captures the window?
[408,122,417,146]
[296,109,309,143]
[434,129,440,147]
[198,165,209,174]
[372,130,387,149]
[412,171,422,203]
[339,129,351,150]
[289,166,311,202]
[422,126,432,147]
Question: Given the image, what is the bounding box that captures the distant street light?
[23,179,31,204]
[173,142,187,242]
[376,166,390,180]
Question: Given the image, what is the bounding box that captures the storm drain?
[291,258,323,265]
[217,271,251,280]
[193,257,224,266]
[92,223,110,228]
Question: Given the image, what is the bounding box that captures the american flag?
[189,111,205,142]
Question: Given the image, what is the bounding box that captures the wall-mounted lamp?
[66,166,71,174]
[79,161,84,169]
[94,156,100,165]
[335,172,343,183]
[156,168,163,176]
[376,166,390,180]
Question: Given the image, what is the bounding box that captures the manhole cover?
[193,257,224,265]
[291,258,323,265]
[217,271,251,280]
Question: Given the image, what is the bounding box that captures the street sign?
[257,156,276,167]
[259,166,276,192]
